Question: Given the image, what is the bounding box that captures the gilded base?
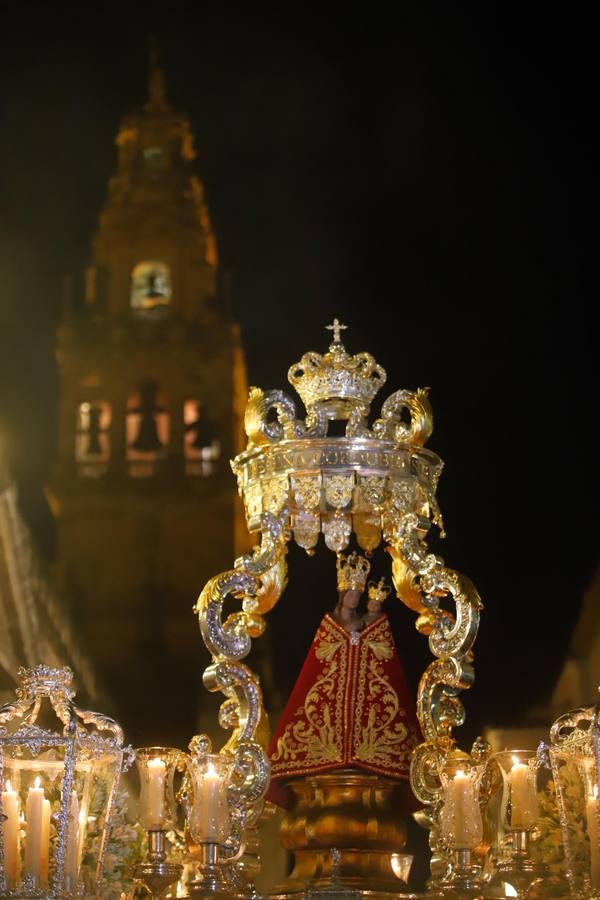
[275,770,412,896]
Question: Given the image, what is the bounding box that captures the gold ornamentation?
[322,513,352,553]
[288,326,387,417]
[336,551,370,591]
[368,578,391,604]
[372,386,433,446]
[292,512,320,552]
[356,474,387,509]
[353,512,382,552]
[260,475,288,514]
[290,473,321,510]
[324,473,354,509]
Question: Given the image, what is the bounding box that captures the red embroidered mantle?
[268,613,420,782]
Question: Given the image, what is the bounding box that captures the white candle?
[141,758,166,828]
[447,769,481,847]
[24,777,45,883]
[39,798,50,887]
[586,786,600,889]
[2,779,20,886]
[63,791,80,889]
[509,757,538,830]
[192,761,229,843]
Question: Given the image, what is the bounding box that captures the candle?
[2,779,20,886]
[586,786,600,889]
[64,791,80,888]
[39,798,51,887]
[446,769,482,848]
[141,757,166,828]
[509,757,538,830]
[192,761,229,843]
[24,776,46,883]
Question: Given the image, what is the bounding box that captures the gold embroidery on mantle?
[353,619,415,768]
[272,617,346,769]
[271,615,417,778]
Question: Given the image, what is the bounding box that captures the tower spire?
[147,35,167,110]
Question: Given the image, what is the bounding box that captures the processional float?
[188,320,486,898]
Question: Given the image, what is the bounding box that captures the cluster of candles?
[442,749,600,892]
[444,754,540,846]
[1,776,82,889]
[138,751,231,844]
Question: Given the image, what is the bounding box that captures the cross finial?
[326,318,347,344]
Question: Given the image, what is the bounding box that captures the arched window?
[130,261,171,317]
[126,380,169,478]
[183,401,220,476]
[75,402,111,477]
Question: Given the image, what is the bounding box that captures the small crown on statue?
[368,578,391,605]
[337,551,371,592]
[288,320,387,417]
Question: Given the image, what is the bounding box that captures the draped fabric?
[268,613,420,790]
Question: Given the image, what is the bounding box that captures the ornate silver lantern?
[549,699,600,899]
[0,666,130,898]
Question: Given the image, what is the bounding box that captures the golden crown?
[288,319,386,416]
[336,551,371,592]
[368,578,391,604]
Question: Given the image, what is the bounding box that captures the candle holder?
[0,665,130,898]
[133,747,184,899]
[486,750,546,897]
[434,753,486,897]
[550,700,600,899]
[184,750,247,898]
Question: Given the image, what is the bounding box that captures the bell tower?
[50,47,247,745]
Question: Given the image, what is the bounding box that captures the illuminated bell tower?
[50,49,247,745]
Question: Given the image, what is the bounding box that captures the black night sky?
[0,9,596,741]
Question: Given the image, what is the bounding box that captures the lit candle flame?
[455,769,465,778]
[206,761,216,777]
[148,757,165,769]
[5,779,13,792]
[34,776,41,789]
[511,755,521,768]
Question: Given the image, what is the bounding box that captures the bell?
[144,271,166,300]
[130,382,165,453]
[186,404,216,450]
[82,406,103,456]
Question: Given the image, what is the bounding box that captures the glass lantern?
[0,666,129,898]
[133,747,184,899]
[438,754,486,895]
[487,749,545,896]
[550,701,600,899]
[136,747,182,832]
[187,753,233,848]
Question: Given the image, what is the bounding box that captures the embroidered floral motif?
[270,615,419,780]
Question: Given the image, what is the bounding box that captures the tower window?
[184,401,220,476]
[143,146,165,168]
[75,402,111,478]
[130,261,171,317]
[126,381,170,478]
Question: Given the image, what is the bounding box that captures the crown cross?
[326,318,347,344]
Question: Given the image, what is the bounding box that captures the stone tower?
[49,48,247,746]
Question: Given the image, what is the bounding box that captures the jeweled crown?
[337,551,371,592]
[368,578,391,604]
[288,319,386,416]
